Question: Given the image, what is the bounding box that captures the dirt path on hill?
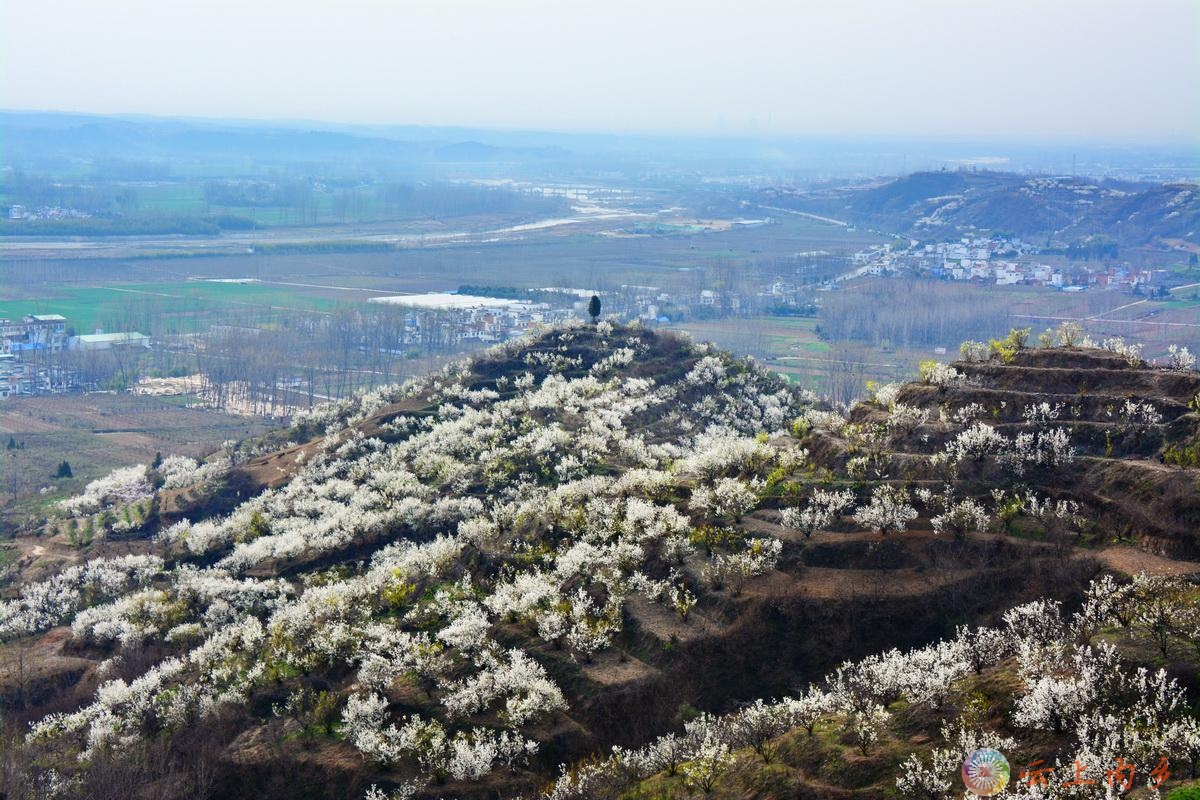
[1096,545,1200,577]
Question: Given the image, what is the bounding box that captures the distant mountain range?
[760,170,1199,247]
[0,111,574,169]
[5,110,1199,181]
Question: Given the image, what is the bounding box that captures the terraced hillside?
[0,323,1196,800]
[553,570,1200,799]
[874,346,1200,558]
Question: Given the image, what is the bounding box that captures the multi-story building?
[0,314,69,355]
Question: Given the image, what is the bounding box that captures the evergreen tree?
[54,461,73,479]
[588,294,601,322]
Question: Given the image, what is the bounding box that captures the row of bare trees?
[191,306,471,416]
[6,298,475,417]
[818,279,1013,350]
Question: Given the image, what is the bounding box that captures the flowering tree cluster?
[936,417,1076,478]
[919,360,969,387]
[15,325,1196,796]
[1111,399,1163,434]
[54,453,231,540]
[57,465,153,518]
[155,455,229,490]
[689,477,760,521]
[0,555,163,640]
[959,340,991,362]
[1101,337,1144,367]
[929,496,991,539]
[780,488,855,538]
[14,325,810,791]
[1164,344,1196,372]
[544,573,1200,800]
[852,485,918,536]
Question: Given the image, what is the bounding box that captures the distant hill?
[0,111,571,168]
[761,170,1200,247]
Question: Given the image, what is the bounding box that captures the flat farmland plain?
[0,394,271,517]
[665,315,930,394]
[1,213,887,332]
[0,281,355,335]
[1007,289,1200,357]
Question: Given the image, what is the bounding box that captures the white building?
[69,332,150,351]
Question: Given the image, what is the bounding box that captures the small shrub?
[959,340,989,362]
[1056,321,1084,348]
[1166,344,1197,372]
[1163,440,1200,468]
[989,327,1030,364]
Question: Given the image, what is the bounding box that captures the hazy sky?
[3,0,1198,143]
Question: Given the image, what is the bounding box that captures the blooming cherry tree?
[853,485,918,536]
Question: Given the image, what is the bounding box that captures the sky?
[2,0,1198,144]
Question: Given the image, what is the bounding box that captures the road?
[1010,313,1200,330]
[1085,298,1147,321]
[775,355,902,369]
[757,205,850,227]
[0,206,649,260]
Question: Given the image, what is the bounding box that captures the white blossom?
[57,464,153,517]
[1165,343,1196,371]
[853,485,918,535]
[780,489,854,538]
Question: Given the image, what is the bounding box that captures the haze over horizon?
[3,0,1198,146]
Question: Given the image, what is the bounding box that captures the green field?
[665,314,941,398]
[666,316,828,357]
[0,281,354,335]
[132,182,204,214]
